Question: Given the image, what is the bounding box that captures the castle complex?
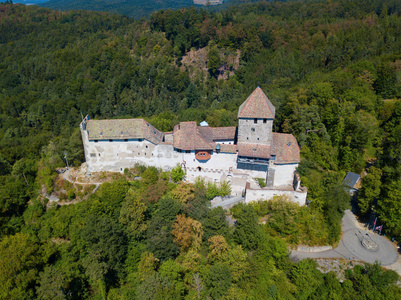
[80,87,307,205]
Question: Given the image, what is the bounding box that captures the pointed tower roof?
[237,87,275,119]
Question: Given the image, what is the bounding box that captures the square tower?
[237,87,275,145]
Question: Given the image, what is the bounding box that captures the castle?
[80,87,307,205]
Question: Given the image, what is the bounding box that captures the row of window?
[89,151,153,157]
[94,138,144,143]
[250,118,268,124]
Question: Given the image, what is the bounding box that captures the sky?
[13,0,49,5]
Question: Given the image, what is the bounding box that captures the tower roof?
[238,87,275,119]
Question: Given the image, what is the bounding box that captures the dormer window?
[263,119,267,123]
[251,128,255,132]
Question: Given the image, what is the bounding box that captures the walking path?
[290,210,399,267]
[211,195,244,209]
[45,169,102,204]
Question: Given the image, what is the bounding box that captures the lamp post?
[64,152,69,170]
[307,199,312,211]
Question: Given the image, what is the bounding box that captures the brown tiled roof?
[210,127,236,141]
[237,133,300,163]
[271,133,300,164]
[173,122,213,150]
[197,126,236,142]
[238,87,275,119]
[173,123,236,151]
[86,119,163,144]
[214,144,238,153]
[237,143,271,159]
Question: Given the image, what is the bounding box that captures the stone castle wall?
[237,118,273,145]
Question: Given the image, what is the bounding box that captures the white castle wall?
[245,188,307,206]
[82,127,239,175]
[272,163,298,187]
[237,118,273,145]
[81,123,307,205]
[82,128,182,173]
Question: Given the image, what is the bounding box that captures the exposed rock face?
[180,47,240,80]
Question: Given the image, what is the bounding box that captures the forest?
[0,0,401,298]
[41,0,200,20]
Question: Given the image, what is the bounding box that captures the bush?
[66,189,76,200]
[255,178,266,188]
[171,164,185,182]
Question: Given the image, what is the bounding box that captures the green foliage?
[358,167,382,214]
[255,177,266,188]
[207,46,221,77]
[290,259,324,300]
[79,215,128,286]
[0,1,401,298]
[203,207,230,242]
[205,181,232,200]
[232,205,261,251]
[171,164,185,182]
[206,262,232,299]
[0,233,44,299]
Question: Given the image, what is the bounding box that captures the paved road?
[290,210,399,266]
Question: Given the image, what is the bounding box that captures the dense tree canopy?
[0,0,401,298]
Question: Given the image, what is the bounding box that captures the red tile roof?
[237,133,300,163]
[86,119,163,144]
[210,127,236,141]
[173,122,236,151]
[237,143,271,159]
[173,122,213,150]
[215,144,238,153]
[238,87,275,119]
[271,133,300,164]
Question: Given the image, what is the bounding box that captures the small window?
[124,139,128,142]
[263,119,267,123]
[121,131,123,135]
[146,145,148,148]
[246,137,249,140]
[254,118,257,124]
[98,153,101,157]
[257,138,260,140]
[109,139,113,142]
[186,150,190,153]
[90,153,96,157]
[251,128,255,132]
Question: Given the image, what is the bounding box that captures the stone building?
[80,87,307,204]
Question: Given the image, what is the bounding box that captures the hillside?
[1,0,401,298]
[40,0,200,19]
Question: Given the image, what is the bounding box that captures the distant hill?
[40,0,202,19]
